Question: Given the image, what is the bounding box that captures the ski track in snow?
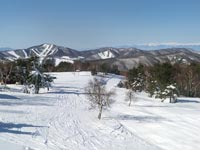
[40,44,54,57]
[8,51,20,59]
[1,72,199,150]
[22,50,28,58]
[31,48,40,57]
[98,50,115,59]
[0,72,161,150]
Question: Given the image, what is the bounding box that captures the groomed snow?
[40,44,54,57]
[22,50,28,58]
[98,50,115,59]
[0,72,199,150]
[8,51,20,59]
[54,57,74,66]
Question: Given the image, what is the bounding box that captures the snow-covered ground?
[0,72,199,150]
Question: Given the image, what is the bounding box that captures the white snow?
[55,56,74,66]
[166,85,176,89]
[8,51,20,59]
[48,47,58,56]
[31,48,40,56]
[98,50,115,59]
[0,140,24,150]
[22,49,28,58]
[0,72,199,150]
[5,57,15,61]
[40,44,54,57]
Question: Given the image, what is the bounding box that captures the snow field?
[0,72,199,150]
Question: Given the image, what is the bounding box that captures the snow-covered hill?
[0,72,200,150]
[0,43,83,64]
[1,44,200,70]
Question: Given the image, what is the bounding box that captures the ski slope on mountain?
[7,51,20,59]
[98,50,115,59]
[0,72,199,150]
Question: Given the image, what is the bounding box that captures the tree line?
[127,62,200,100]
[0,57,54,94]
[41,58,120,75]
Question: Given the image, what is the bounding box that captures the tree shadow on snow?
[0,109,28,114]
[0,99,52,107]
[0,94,20,100]
[177,99,200,103]
[48,89,86,95]
[0,122,45,135]
[107,115,170,123]
[52,86,82,90]
[136,105,173,108]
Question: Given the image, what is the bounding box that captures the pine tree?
[27,61,54,94]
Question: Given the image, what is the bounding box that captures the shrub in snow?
[117,81,124,88]
[153,84,178,103]
[91,68,97,76]
[29,84,36,94]
[125,89,135,106]
[85,78,115,119]
[117,80,130,89]
[22,85,29,93]
[161,85,178,103]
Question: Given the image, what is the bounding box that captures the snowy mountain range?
[119,43,200,51]
[1,43,200,70]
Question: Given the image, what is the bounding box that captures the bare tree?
[85,78,115,119]
[175,64,200,97]
[125,89,135,106]
[0,62,13,87]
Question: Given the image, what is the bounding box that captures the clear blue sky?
[0,0,200,49]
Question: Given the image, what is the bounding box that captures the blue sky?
[0,0,200,49]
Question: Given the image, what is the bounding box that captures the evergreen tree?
[26,60,54,94]
[128,64,145,92]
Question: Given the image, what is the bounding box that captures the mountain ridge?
[1,43,200,70]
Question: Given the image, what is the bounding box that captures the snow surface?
[54,56,74,66]
[54,56,84,66]
[31,48,40,56]
[98,50,115,59]
[8,51,20,59]
[40,44,54,57]
[22,50,28,58]
[0,72,199,150]
[30,44,55,57]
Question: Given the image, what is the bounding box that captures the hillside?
[1,44,200,70]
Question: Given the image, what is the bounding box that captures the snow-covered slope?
[7,51,20,59]
[98,50,115,59]
[1,44,200,70]
[54,56,74,66]
[0,72,200,150]
[0,43,83,65]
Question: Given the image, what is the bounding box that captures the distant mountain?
[123,43,200,51]
[1,43,200,71]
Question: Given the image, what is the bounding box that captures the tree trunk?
[129,100,131,106]
[35,86,39,94]
[98,105,103,120]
